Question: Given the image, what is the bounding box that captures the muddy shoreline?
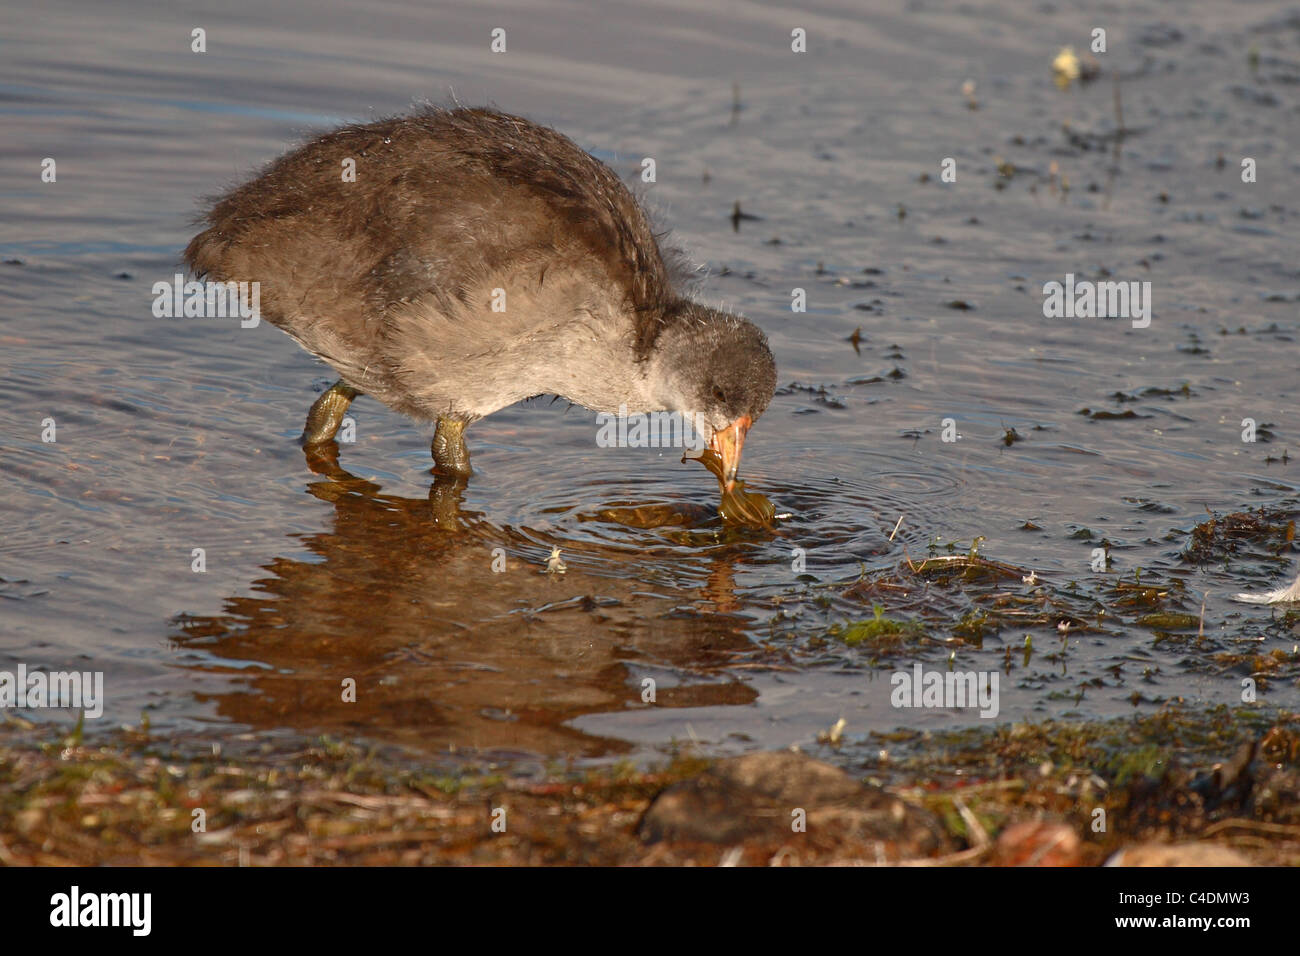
[4,706,1295,866]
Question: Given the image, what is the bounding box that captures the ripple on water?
[486,450,966,585]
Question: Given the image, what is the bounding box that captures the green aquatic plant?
[832,605,926,651]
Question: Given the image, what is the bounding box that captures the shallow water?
[2,0,1299,764]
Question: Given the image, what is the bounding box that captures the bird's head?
[645,304,776,490]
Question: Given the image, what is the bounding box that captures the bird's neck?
[540,317,661,414]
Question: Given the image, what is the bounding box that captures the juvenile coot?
[185,106,776,486]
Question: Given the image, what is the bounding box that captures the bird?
[184,106,776,488]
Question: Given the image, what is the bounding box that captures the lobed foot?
[301,380,359,446]
[432,417,472,477]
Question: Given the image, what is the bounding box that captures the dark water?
[2,0,1299,763]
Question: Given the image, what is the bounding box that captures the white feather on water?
[1234,569,1300,604]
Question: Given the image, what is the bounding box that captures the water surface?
[3,0,1299,765]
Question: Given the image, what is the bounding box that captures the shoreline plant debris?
[1,708,1295,866]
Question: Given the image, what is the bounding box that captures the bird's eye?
[713,387,726,403]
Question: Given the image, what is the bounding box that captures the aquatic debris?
[1052,46,1100,89]
[1079,407,1146,420]
[904,552,1024,585]
[831,605,926,652]
[846,326,863,354]
[1111,573,1177,611]
[545,547,567,574]
[730,200,760,232]
[1052,47,1080,87]
[682,448,777,528]
[1235,568,1300,605]
[817,717,847,745]
[1185,507,1295,565]
[1136,612,1201,632]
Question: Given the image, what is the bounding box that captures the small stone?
[639,751,950,861]
[993,820,1082,866]
[1106,843,1252,867]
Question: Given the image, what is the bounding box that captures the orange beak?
[709,415,751,492]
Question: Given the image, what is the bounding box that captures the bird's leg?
[432,417,472,477]
[301,380,359,446]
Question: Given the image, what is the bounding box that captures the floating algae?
[682,449,778,528]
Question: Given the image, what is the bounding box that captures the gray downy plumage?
[184,106,776,473]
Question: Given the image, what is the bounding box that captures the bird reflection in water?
[171,442,764,758]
